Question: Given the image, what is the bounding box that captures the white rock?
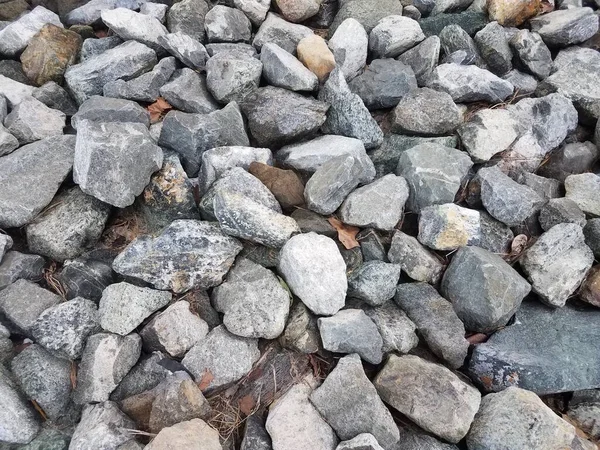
[101,8,168,51]
[369,15,425,58]
[328,18,368,81]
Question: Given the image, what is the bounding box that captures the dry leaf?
[147,97,172,124]
[327,217,360,250]
[197,370,214,391]
[238,395,256,415]
[31,400,47,421]
[70,362,77,389]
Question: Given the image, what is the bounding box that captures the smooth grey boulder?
[206,51,262,104]
[509,30,552,79]
[181,325,260,391]
[252,13,313,53]
[4,97,65,145]
[310,354,400,448]
[458,108,519,162]
[74,120,162,208]
[439,24,485,68]
[318,309,383,364]
[0,125,18,157]
[0,251,45,290]
[0,6,62,57]
[113,220,243,293]
[205,5,252,43]
[396,143,473,212]
[539,197,586,231]
[441,246,531,332]
[348,261,402,306]
[474,21,512,75]
[396,282,469,369]
[167,0,209,43]
[33,81,79,116]
[540,141,599,182]
[261,42,318,92]
[521,223,593,307]
[159,68,218,114]
[369,15,425,58]
[328,18,368,81]
[318,68,383,150]
[278,232,347,316]
[427,63,514,102]
[73,332,141,404]
[69,402,136,450]
[397,36,441,86]
[388,231,444,284]
[241,86,328,147]
[159,32,209,71]
[565,173,600,217]
[25,187,110,262]
[64,40,157,104]
[0,366,40,444]
[80,35,124,61]
[101,7,167,51]
[530,7,598,47]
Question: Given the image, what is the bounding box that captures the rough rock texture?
[104,57,176,103]
[206,51,262,104]
[398,36,441,86]
[261,42,318,92]
[330,0,404,34]
[0,366,41,444]
[387,231,444,284]
[328,18,368,81]
[348,261,402,306]
[103,8,168,53]
[565,173,600,217]
[167,0,209,42]
[279,301,320,354]
[418,203,481,250]
[146,418,222,450]
[158,33,209,71]
[71,95,150,130]
[539,197,586,231]
[205,5,252,43]
[363,302,418,354]
[530,7,598,47]
[69,402,136,450]
[4,97,65,144]
[458,108,519,162]
[252,12,313,53]
[0,251,45,290]
[0,6,63,57]
[487,0,541,26]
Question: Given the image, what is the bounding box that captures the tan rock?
[581,265,600,307]
[297,34,336,82]
[145,419,222,450]
[248,161,305,210]
[0,0,28,21]
[487,0,542,27]
[276,0,321,22]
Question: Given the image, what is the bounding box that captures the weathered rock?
[0,6,63,57]
[509,30,552,80]
[158,32,209,71]
[205,5,251,43]
[516,172,561,201]
[539,141,599,182]
[56,253,114,302]
[241,415,272,450]
[330,0,404,34]
[110,353,170,403]
[248,162,305,210]
[0,366,40,444]
[167,0,209,43]
[459,109,519,162]
[33,81,79,116]
[530,7,598,47]
[252,13,313,54]
[388,231,444,284]
[328,18,368,81]
[487,0,541,26]
[146,418,222,450]
[297,34,336,82]
[261,42,318,92]
[394,427,459,450]
[502,69,538,95]
[101,7,167,51]
[0,0,28,22]
[397,36,441,86]
[140,2,167,21]
[347,261,402,306]
[159,68,219,114]
[234,0,270,25]
[206,51,262,104]
[337,433,384,450]
[474,21,512,75]
[80,35,123,61]
[357,228,388,262]
[439,24,485,68]
[565,173,600,217]
[417,204,480,250]
[69,402,136,450]
[420,11,488,37]
[539,197,586,231]
[0,124,18,156]
[279,301,321,353]
[4,97,65,145]
[0,251,45,290]
[278,232,347,316]
[369,16,424,58]
[580,265,600,308]
[0,234,12,261]
[66,0,147,25]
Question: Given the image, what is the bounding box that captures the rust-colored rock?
[120,390,157,431]
[21,24,82,86]
[297,34,336,82]
[487,0,542,26]
[249,161,305,210]
[0,0,28,22]
[581,265,600,307]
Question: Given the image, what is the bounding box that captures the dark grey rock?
[0,252,45,290]
[584,218,600,259]
[69,401,136,450]
[290,209,336,238]
[158,32,209,71]
[167,0,209,43]
[397,36,441,86]
[241,415,272,450]
[502,69,538,95]
[403,5,422,20]
[348,261,402,306]
[539,197,586,231]
[4,97,65,145]
[357,228,388,262]
[479,211,514,253]
[0,6,62,57]
[458,108,519,162]
[32,81,78,116]
[80,35,123,61]
[0,366,40,444]
[260,42,318,92]
[362,301,418,354]
[15,425,71,450]
[388,231,444,284]
[431,0,475,15]
[530,7,598,47]
[516,172,561,200]
[0,74,34,109]
[279,300,320,353]
[205,5,252,43]
[252,12,312,53]
[206,51,262,104]
[420,11,488,37]
[369,15,425,58]
[329,0,404,34]
[0,124,17,157]
[393,427,459,450]
[0,60,32,86]
[474,21,512,75]
[328,18,368,81]
[539,141,599,182]
[100,8,167,52]
[509,30,552,80]
[57,254,114,301]
[439,24,485,67]
[159,68,219,114]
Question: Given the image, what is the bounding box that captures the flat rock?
[0,251,45,290]
[530,7,598,47]
[252,12,313,54]
[0,367,40,444]
[167,0,209,43]
[69,401,136,450]
[509,30,552,79]
[4,97,65,145]
[205,5,251,43]
[158,32,209,71]
[539,197,586,231]
[0,6,63,57]
[329,0,404,34]
[565,173,600,217]
[261,42,318,92]
[388,231,444,284]
[458,108,519,162]
[145,418,222,450]
[159,68,219,114]
[328,18,368,81]
[206,51,262,104]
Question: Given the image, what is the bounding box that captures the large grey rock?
[80,35,124,61]
[439,24,485,67]
[540,141,599,182]
[241,86,328,148]
[388,231,444,284]
[213,259,290,339]
[0,234,12,260]
[113,220,242,293]
[419,11,488,36]
[467,387,596,450]
[33,81,78,116]
[4,97,65,145]
[158,32,209,71]
[362,301,418,354]
[206,51,262,104]
[181,325,260,391]
[396,143,473,212]
[261,42,318,92]
[0,75,35,108]
[318,68,383,150]
[145,418,221,450]
[234,0,270,25]
[328,18,368,81]
[530,7,598,47]
[73,332,141,404]
[441,246,530,332]
[509,30,552,79]
[369,16,425,59]
[565,173,600,217]
[474,21,512,75]
[502,69,538,95]
[0,251,45,290]
[330,0,404,34]
[396,283,469,369]
[101,8,167,51]
[66,0,147,25]
[397,36,441,86]
[64,40,157,104]
[69,401,136,450]
[310,354,400,447]
[427,63,514,102]
[539,197,586,231]
[167,0,209,43]
[521,223,593,307]
[252,13,313,53]
[0,367,40,444]
[205,5,252,43]
[348,261,401,306]
[278,232,347,316]
[0,6,62,57]
[159,68,218,114]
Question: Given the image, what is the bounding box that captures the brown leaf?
[327,217,360,250]
[197,370,214,391]
[466,333,488,345]
[238,395,256,416]
[70,362,77,389]
[147,97,172,124]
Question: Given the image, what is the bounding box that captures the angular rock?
[33,81,78,116]
[530,7,598,47]
[161,69,218,114]
[388,231,444,284]
[580,265,600,308]
[248,162,305,210]
[205,5,251,43]
[66,0,147,25]
[69,401,135,450]
[261,42,318,92]
[206,51,262,105]
[110,351,171,400]
[539,197,586,231]
[502,69,538,95]
[458,108,519,162]
[540,141,599,182]
[397,36,441,86]
[56,253,114,302]
[517,172,561,200]
[509,30,552,79]
[395,427,459,450]
[252,13,313,54]
[418,203,480,250]
[0,251,45,290]
[330,0,404,34]
[369,16,425,58]
[0,367,40,444]
[297,34,336,82]
[167,0,209,43]
[276,0,320,22]
[474,21,512,75]
[101,7,167,51]
[140,2,167,21]
[565,173,600,217]
[439,24,485,68]
[158,32,209,71]
[487,0,541,26]
[0,234,12,260]
[362,301,418,354]
[4,97,65,145]
[584,219,600,259]
[241,416,273,450]
[279,301,321,353]
[234,0,270,25]
[80,35,123,61]
[0,6,62,57]
[0,124,18,157]
[146,418,221,450]
[328,18,368,81]
[348,261,402,306]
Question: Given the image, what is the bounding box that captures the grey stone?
[539,141,599,182]
[65,40,157,104]
[4,97,65,145]
[0,366,40,444]
[330,0,404,34]
[374,354,481,443]
[502,69,538,95]
[478,211,515,253]
[318,309,383,364]
[442,49,478,64]
[517,172,561,200]
[368,15,424,59]
[0,74,34,109]
[396,282,469,369]
[15,426,71,450]
[348,261,402,306]
[69,402,136,450]
[397,36,441,86]
[431,0,474,15]
[584,219,600,259]
[348,59,417,110]
[362,301,418,354]
[66,0,147,25]
[241,414,272,450]
[206,51,262,104]
[159,68,219,114]
[388,231,444,284]
[0,124,18,157]
[57,254,114,301]
[391,87,463,136]
[441,246,531,332]
[11,344,71,421]
[25,187,110,262]
[530,7,598,47]
[393,428,458,450]
[140,2,167,22]
[261,42,318,92]
[419,11,488,37]
[205,5,251,43]
[80,35,124,61]
[509,30,552,79]
[206,42,257,57]
[0,60,30,86]
[279,300,320,353]
[328,18,368,81]
[310,354,400,447]
[475,21,512,75]
[0,94,6,122]
[158,32,209,71]
[278,232,347,316]
[0,234,11,260]
[567,395,600,440]
[318,68,383,149]
[276,0,321,22]
[145,418,221,450]
[396,143,473,213]
[403,5,422,20]
[565,173,600,217]
[33,81,78,116]
[166,0,209,43]
[417,204,479,251]
[439,24,485,67]
[103,57,176,103]
[539,197,586,231]
[101,8,167,51]
[479,166,544,226]
[0,252,45,290]
[0,6,62,57]
[357,229,388,262]
[467,387,595,450]
[427,63,514,102]
[181,325,260,391]
[252,13,313,53]
[234,0,270,26]
[73,332,141,404]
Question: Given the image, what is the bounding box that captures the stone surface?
[540,141,599,182]
[276,0,320,22]
[439,24,486,68]
[280,301,321,353]
[328,18,368,81]
[0,251,45,290]
[337,434,384,450]
[234,0,270,25]
[330,0,404,34]
[146,418,222,450]
[420,11,488,37]
[0,74,34,108]
[565,173,600,217]
[580,265,600,308]
[0,366,40,444]
[0,124,18,156]
[248,162,305,210]
[348,261,402,306]
[252,13,313,54]
[80,35,123,61]
[509,30,552,80]
[584,219,600,259]
[458,108,519,162]
[56,253,114,301]
[417,204,480,250]
[160,68,219,114]
[394,427,459,450]
[69,401,136,450]
[297,34,336,82]
[261,42,318,92]
[101,7,167,51]
[397,36,441,86]
[475,21,512,75]
[4,97,65,145]
[167,0,209,43]
[363,301,419,354]
[0,6,63,57]
[241,415,272,450]
[530,7,599,47]
[369,15,425,58]
[158,32,209,71]
[206,51,262,104]
[539,197,586,231]
[502,69,538,95]
[388,231,444,284]
[487,0,541,26]
[33,80,78,116]
[205,5,251,43]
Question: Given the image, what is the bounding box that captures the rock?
[388,231,444,284]
[474,21,512,75]
[347,261,401,306]
[234,0,270,25]
[101,8,168,51]
[565,173,600,217]
[357,228,388,262]
[580,265,600,307]
[330,0,404,34]
[297,34,336,82]
[248,162,305,210]
[20,24,82,86]
[0,0,28,22]
[158,32,209,71]
[11,344,72,421]
[420,11,488,37]
[0,251,45,290]
[0,6,62,57]
[65,40,157,104]
[417,204,480,250]
[439,24,485,68]
[56,253,114,301]
[391,87,462,136]
[252,13,313,54]
[80,35,123,61]
[103,57,176,103]
[517,172,562,200]
[241,415,272,450]
[428,63,513,102]
[261,42,318,92]
[542,142,599,183]
[0,234,12,260]
[4,97,65,145]
[509,30,552,79]
[396,283,469,369]
[278,232,347,316]
[276,0,320,22]
[181,325,260,390]
[0,124,18,156]
[487,0,541,26]
[310,354,399,447]
[467,387,595,450]
[66,0,147,25]
[396,143,473,213]
[279,301,321,353]
[33,81,78,116]
[266,380,338,450]
[502,69,538,95]
[369,16,424,58]
[146,418,221,450]
[206,51,262,104]
[348,59,417,110]
[395,427,459,450]
[213,259,290,339]
[362,301,419,354]
[242,86,328,148]
[479,166,544,226]
[17,426,72,450]
[208,43,258,58]
[328,18,368,81]
[160,68,218,114]
[69,402,135,450]
[110,353,171,403]
[0,74,34,109]
[539,197,586,231]
[458,108,519,162]
[584,219,600,259]
[205,5,251,43]
[167,0,209,43]
[318,68,383,149]
[374,354,481,443]
[0,366,40,444]
[140,2,167,21]
[397,36,441,86]
[530,7,598,47]
[521,223,593,307]
[73,332,141,404]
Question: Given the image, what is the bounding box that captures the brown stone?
[275,0,321,23]
[581,265,600,307]
[248,161,305,210]
[297,34,336,82]
[20,24,82,86]
[120,390,157,431]
[487,0,542,27]
[0,0,28,22]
